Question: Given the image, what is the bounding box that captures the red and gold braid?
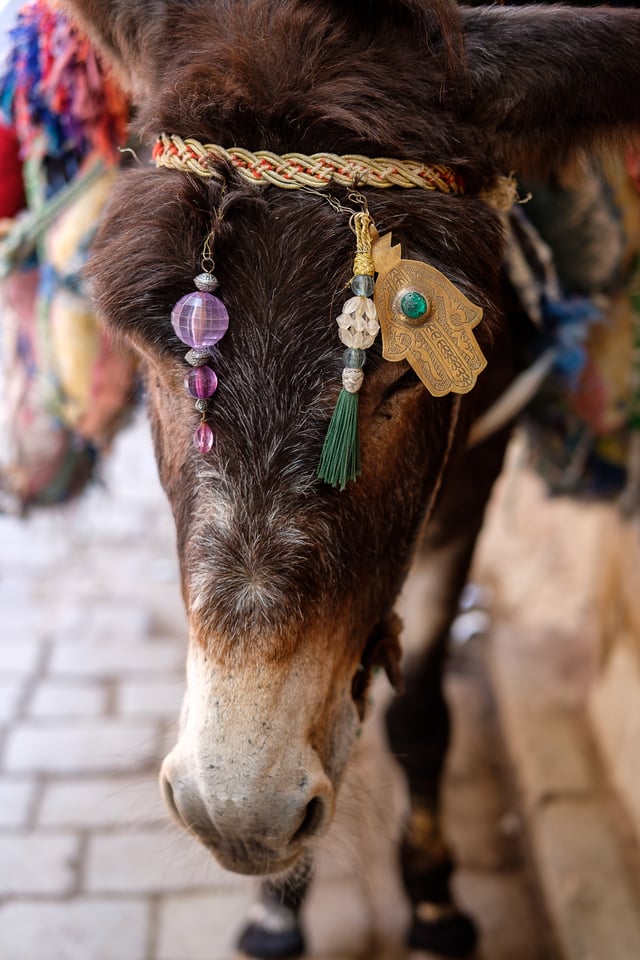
[152,134,465,195]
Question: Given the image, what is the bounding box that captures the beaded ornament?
[318,207,488,490]
[317,210,379,490]
[170,236,229,453]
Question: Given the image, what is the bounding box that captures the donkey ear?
[57,1,157,95]
[460,5,640,177]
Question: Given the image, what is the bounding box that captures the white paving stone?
[0,677,25,721]
[157,890,253,960]
[70,497,152,541]
[86,827,241,894]
[0,899,149,960]
[0,640,43,676]
[118,678,185,717]
[71,550,176,600]
[0,576,32,603]
[51,602,154,642]
[0,832,79,895]
[0,518,69,569]
[0,778,34,827]
[38,775,167,828]
[3,719,159,773]
[49,639,185,677]
[28,680,107,718]
[0,606,52,640]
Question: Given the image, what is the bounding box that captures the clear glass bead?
[171,292,229,348]
[343,348,366,369]
[350,274,374,297]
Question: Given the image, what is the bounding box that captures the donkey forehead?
[95,175,503,503]
[97,176,502,495]
[93,181,497,651]
[95,173,501,356]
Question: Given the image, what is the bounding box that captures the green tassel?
[317,388,361,490]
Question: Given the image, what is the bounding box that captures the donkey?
[59,1,640,956]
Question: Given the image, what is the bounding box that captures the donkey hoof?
[408,902,478,958]
[237,922,305,959]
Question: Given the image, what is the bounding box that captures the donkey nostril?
[160,774,182,825]
[292,796,326,843]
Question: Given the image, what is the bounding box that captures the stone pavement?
[0,410,554,960]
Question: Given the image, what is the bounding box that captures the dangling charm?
[372,230,486,396]
[318,210,380,490]
[170,236,229,453]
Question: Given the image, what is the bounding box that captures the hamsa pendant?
[372,231,487,397]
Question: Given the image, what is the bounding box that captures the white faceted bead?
[338,328,357,347]
[343,296,378,321]
[339,327,375,349]
[342,367,364,393]
[364,314,380,335]
[335,296,379,350]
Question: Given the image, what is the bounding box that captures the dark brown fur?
[60,0,640,953]
[91,169,504,665]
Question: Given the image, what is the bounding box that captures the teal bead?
[350,274,375,297]
[400,290,428,320]
[343,348,366,369]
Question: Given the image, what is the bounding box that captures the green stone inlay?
[400,290,428,320]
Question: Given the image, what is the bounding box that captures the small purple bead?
[186,366,218,399]
[194,421,214,453]
[171,292,229,348]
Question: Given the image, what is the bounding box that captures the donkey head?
[62,0,640,874]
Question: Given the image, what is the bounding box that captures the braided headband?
[155,132,514,488]
[153,133,465,194]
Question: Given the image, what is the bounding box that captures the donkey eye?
[379,367,420,406]
[351,634,381,718]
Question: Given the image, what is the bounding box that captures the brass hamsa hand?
[372,231,487,397]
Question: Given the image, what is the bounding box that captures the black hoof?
[408,906,478,958]
[237,923,305,959]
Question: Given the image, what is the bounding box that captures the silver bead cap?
[185,348,213,367]
[194,272,220,292]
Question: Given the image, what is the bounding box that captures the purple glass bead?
[194,421,214,453]
[186,366,218,399]
[171,292,229,348]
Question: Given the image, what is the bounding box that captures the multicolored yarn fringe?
[0,1,134,512]
[1,0,128,196]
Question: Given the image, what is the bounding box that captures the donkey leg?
[236,857,312,959]
[386,430,511,958]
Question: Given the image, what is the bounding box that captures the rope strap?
[152,133,464,194]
